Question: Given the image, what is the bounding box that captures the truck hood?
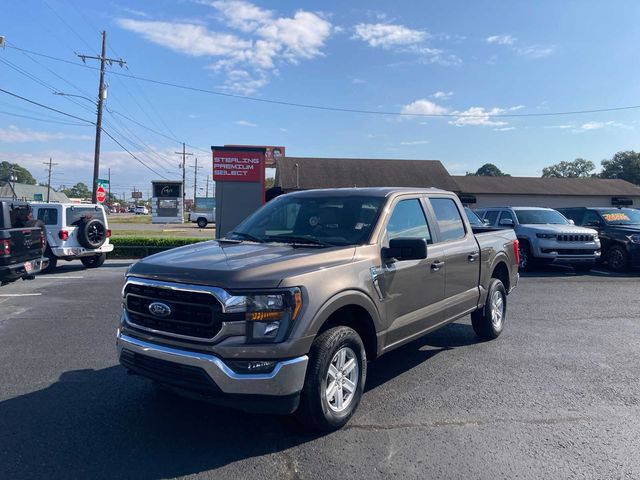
[519,224,597,235]
[127,240,356,289]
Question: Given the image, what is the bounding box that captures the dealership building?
[273,157,640,208]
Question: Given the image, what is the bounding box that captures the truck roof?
[284,187,452,198]
[477,206,557,211]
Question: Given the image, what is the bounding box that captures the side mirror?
[483,219,491,226]
[585,221,601,228]
[499,218,514,227]
[382,238,428,262]
[568,219,575,225]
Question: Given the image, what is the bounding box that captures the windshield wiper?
[228,231,265,243]
[264,234,333,247]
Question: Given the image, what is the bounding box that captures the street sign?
[97,178,109,187]
[131,191,143,199]
[96,185,106,203]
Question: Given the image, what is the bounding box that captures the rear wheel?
[296,326,366,431]
[80,253,106,268]
[606,245,629,272]
[197,217,208,228]
[471,279,507,340]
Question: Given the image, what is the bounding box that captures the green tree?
[61,182,91,199]
[0,161,37,185]
[466,163,509,176]
[600,151,640,185]
[542,158,595,178]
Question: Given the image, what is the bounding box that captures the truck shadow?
[0,322,479,479]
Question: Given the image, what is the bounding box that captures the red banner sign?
[213,149,265,182]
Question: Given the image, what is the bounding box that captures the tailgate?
[0,228,44,266]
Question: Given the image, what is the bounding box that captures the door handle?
[468,252,480,262]
[431,260,445,271]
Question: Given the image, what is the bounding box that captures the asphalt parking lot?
[0,261,639,479]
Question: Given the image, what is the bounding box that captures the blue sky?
[1,0,640,198]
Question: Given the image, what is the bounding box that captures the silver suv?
[30,203,114,271]
[476,206,600,271]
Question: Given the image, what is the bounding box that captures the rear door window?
[65,206,105,226]
[430,198,466,242]
[37,208,59,226]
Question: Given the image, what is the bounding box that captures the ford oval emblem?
[148,302,172,317]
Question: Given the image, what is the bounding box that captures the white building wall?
[468,194,640,209]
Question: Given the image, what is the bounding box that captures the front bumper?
[51,243,114,258]
[117,331,308,413]
[532,239,600,263]
[0,256,49,282]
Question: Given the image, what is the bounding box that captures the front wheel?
[80,253,106,268]
[606,245,629,272]
[296,326,367,431]
[471,279,507,340]
[518,242,536,271]
[197,217,208,228]
[42,248,58,273]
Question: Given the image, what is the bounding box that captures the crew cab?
[0,200,48,285]
[476,206,600,271]
[558,207,640,271]
[117,188,519,430]
[30,203,113,271]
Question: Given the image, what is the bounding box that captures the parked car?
[476,206,600,271]
[134,206,149,215]
[117,187,519,430]
[30,203,114,271]
[0,200,48,285]
[188,207,216,228]
[558,207,640,271]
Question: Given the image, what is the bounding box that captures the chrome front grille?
[557,234,594,242]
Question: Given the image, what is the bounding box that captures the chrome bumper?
[52,243,114,257]
[116,331,308,396]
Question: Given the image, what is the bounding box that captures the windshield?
[464,207,484,226]
[229,194,385,246]
[515,209,568,225]
[600,208,640,225]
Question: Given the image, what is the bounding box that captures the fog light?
[227,360,277,374]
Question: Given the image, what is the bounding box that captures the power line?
[0,109,89,126]
[6,44,640,119]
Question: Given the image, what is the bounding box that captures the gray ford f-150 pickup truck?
[117,188,519,430]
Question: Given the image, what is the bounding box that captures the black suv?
[558,207,640,271]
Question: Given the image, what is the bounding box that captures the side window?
[385,199,432,244]
[37,208,58,226]
[430,198,467,242]
[483,210,499,226]
[498,210,515,225]
[582,210,601,226]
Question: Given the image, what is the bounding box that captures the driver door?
[380,197,446,348]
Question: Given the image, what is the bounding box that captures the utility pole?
[189,158,203,203]
[175,142,193,208]
[43,157,58,203]
[76,31,126,203]
[108,168,111,204]
[205,175,210,197]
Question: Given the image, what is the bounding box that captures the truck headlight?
[628,234,640,244]
[536,233,556,239]
[242,288,302,343]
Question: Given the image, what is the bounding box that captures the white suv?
[30,203,114,271]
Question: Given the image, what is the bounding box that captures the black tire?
[605,245,629,272]
[80,253,106,268]
[42,248,58,273]
[77,218,107,249]
[518,241,536,271]
[296,326,367,431]
[471,279,507,340]
[197,217,208,228]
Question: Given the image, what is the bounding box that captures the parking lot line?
[0,293,42,297]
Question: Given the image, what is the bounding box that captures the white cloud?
[352,23,427,48]
[486,34,515,45]
[350,77,366,84]
[0,126,91,143]
[449,107,508,127]
[516,45,555,58]
[508,105,525,111]
[400,140,430,145]
[431,90,453,100]
[235,120,257,127]
[122,7,150,18]
[575,121,632,132]
[494,126,515,131]
[546,124,573,129]
[352,23,460,66]
[400,99,449,116]
[118,1,333,94]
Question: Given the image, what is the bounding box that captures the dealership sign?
[212,148,265,183]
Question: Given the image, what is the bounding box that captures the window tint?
[386,199,431,243]
[37,208,58,226]
[430,198,466,242]
[583,210,602,226]
[482,210,499,226]
[498,210,515,224]
[65,206,105,226]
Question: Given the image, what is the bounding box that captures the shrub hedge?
[108,236,206,258]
